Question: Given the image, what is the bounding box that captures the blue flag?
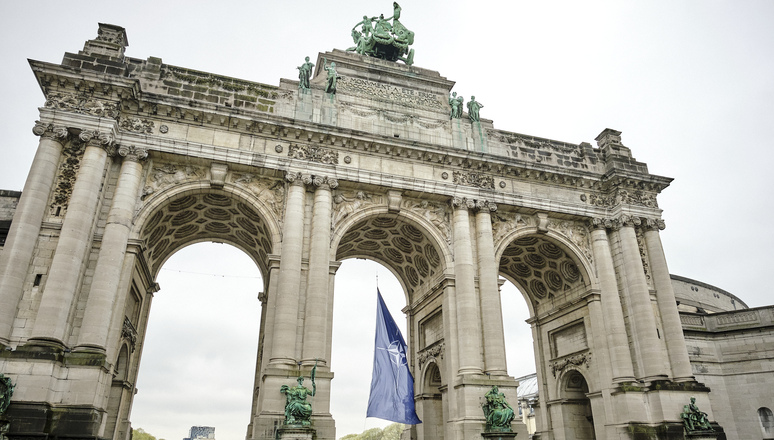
[366,289,422,425]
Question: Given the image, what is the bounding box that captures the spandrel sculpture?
[345,2,415,65]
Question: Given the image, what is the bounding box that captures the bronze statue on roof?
[346,2,415,65]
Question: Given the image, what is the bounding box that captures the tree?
[132,428,160,440]
[338,423,404,440]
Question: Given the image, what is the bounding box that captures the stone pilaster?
[301,175,337,366]
[643,219,694,382]
[451,197,483,375]
[590,219,636,383]
[474,200,507,376]
[0,122,68,344]
[75,145,148,352]
[268,172,307,366]
[615,215,668,381]
[29,129,114,347]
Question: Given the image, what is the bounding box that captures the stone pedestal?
[482,430,517,440]
[685,430,722,440]
[277,425,316,440]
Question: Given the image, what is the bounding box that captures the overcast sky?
[1,1,773,439]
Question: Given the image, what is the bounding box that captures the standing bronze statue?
[296,56,314,92]
[467,96,484,122]
[322,58,340,94]
[280,363,317,426]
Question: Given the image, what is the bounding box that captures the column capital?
[618,214,641,228]
[312,175,338,190]
[79,129,114,150]
[32,121,69,142]
[451,196,475,210]
[474,199,497,213]
[643,218,666,231]
[117,145,149,162]
[590,217,614,230]
[285,171,305,187]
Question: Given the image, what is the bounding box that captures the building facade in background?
[0,23,772,440]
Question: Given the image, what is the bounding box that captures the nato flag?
[366,289,422,425]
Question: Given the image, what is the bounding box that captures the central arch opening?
[330,258,408,438]
[130,243,263,440]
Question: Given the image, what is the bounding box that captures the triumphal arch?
[0,19,724,440]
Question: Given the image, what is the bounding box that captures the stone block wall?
[683,306,774,440]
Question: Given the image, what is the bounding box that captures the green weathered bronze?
[297,56,314,91]
[280,364,317,426]
[322,58,340,95]
[345,2,415,65]
[680,397,713,432]
[467,96,484,122]
[449,92,464,119]
[482,386,515,432]
[0,373,14,415]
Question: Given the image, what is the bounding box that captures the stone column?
[590,219,635,383]
[28,130,114,346]
[0,122,68,345]
[268,172,307,366]
[75,146,148,352]
[474,200,507,376]
[616,215,668,380]
[451,197,483,375]
[643,219,694,381]
[301,175,337,366]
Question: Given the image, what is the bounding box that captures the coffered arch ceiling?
[498,235,588,312]
[140,191,273,278]
[335,215,445,300]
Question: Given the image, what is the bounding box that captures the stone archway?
[496,229,597,439]
[557,370,596,440]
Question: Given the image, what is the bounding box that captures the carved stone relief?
[492,212,532,245]
[51,138,86,214]
[119,116,155,134]
[232,173,286,219]
[549,352,592,378]
[404,199,451,245]
[288,143,339,164]
[336,76,445,109]
[332,190,379,228]
[418,341,445,369]
[44,92,120,119]
[452,171,495,189]
[636,228,652,284]
[547,219,593,266]
[141,163,205,200]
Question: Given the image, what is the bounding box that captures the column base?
[482,430,518,440]
[277,425,315,440]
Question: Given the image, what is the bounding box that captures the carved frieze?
[119,116,155,134]
[44,92,120,119]
[549,352,591,378]
[141,163,205,200]
[288,143,339,164]
[336,76,445,109]
[584,189,659,208]
[452,171,495,189]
